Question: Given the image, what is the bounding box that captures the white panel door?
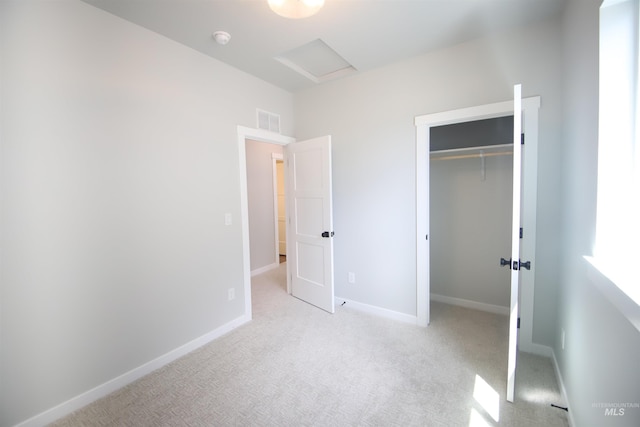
[506,84,523,403]
[286,136,334,313]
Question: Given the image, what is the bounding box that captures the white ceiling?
[82,0,566,93]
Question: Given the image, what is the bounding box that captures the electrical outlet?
[348,272,355,284]
[228,288,235,301]
[561,328,565,350]
[225,213,232,226]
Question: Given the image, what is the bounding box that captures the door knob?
[500,257,531,271]
[321,231,334,238]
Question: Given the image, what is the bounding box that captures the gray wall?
[294,16,564,346]
[431,154,513,309]
[246,140,283,272]
[558,0,640,426]
[0,1,293,425]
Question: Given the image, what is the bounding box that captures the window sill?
[584,256,640,333]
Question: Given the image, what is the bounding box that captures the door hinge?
[426,234,429,240]
[521,133,525,145]
[517,317,520,329]
[520,227,523,239]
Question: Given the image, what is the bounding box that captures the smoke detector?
[212,31,231,45]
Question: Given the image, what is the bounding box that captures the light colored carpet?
[52,263,568,426]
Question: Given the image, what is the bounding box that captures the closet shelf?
[430,143,513,161]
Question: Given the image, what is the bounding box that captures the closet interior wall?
[430,117,514,312]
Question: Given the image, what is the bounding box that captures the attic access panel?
[275,39,357,84]
[430,116,514,152]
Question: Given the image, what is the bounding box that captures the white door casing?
[286,136,335,314]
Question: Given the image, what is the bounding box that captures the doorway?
[429,116,514,315]
[416,93,541,403]
[415,96,541,353]
[245,139,285,275]
[237,126,294,321]
[239,127,336,318]
[275,158,286,264]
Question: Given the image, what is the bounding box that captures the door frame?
[414,96,541,354]
[238,126,295,320]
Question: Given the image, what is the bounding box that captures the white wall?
[294,16,564,341]
[0,1,293,425]
[246,139,283,272]
[558,1,640,426]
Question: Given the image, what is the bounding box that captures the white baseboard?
[16,314,251,427]
[335,297,418,325]
[251,262,279,277]
[550,348,575,427]
[431,293,509,316]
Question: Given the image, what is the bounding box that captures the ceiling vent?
[257,109,281,133]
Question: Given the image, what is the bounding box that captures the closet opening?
[429,116,514,315]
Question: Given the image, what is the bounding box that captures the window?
[594,0,640,307]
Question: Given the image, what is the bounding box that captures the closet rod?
[430,151,512,161]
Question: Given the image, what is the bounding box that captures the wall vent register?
[257,109,281,133]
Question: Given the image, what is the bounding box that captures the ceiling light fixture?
[268,0,325,19]
[212,31,231,45]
